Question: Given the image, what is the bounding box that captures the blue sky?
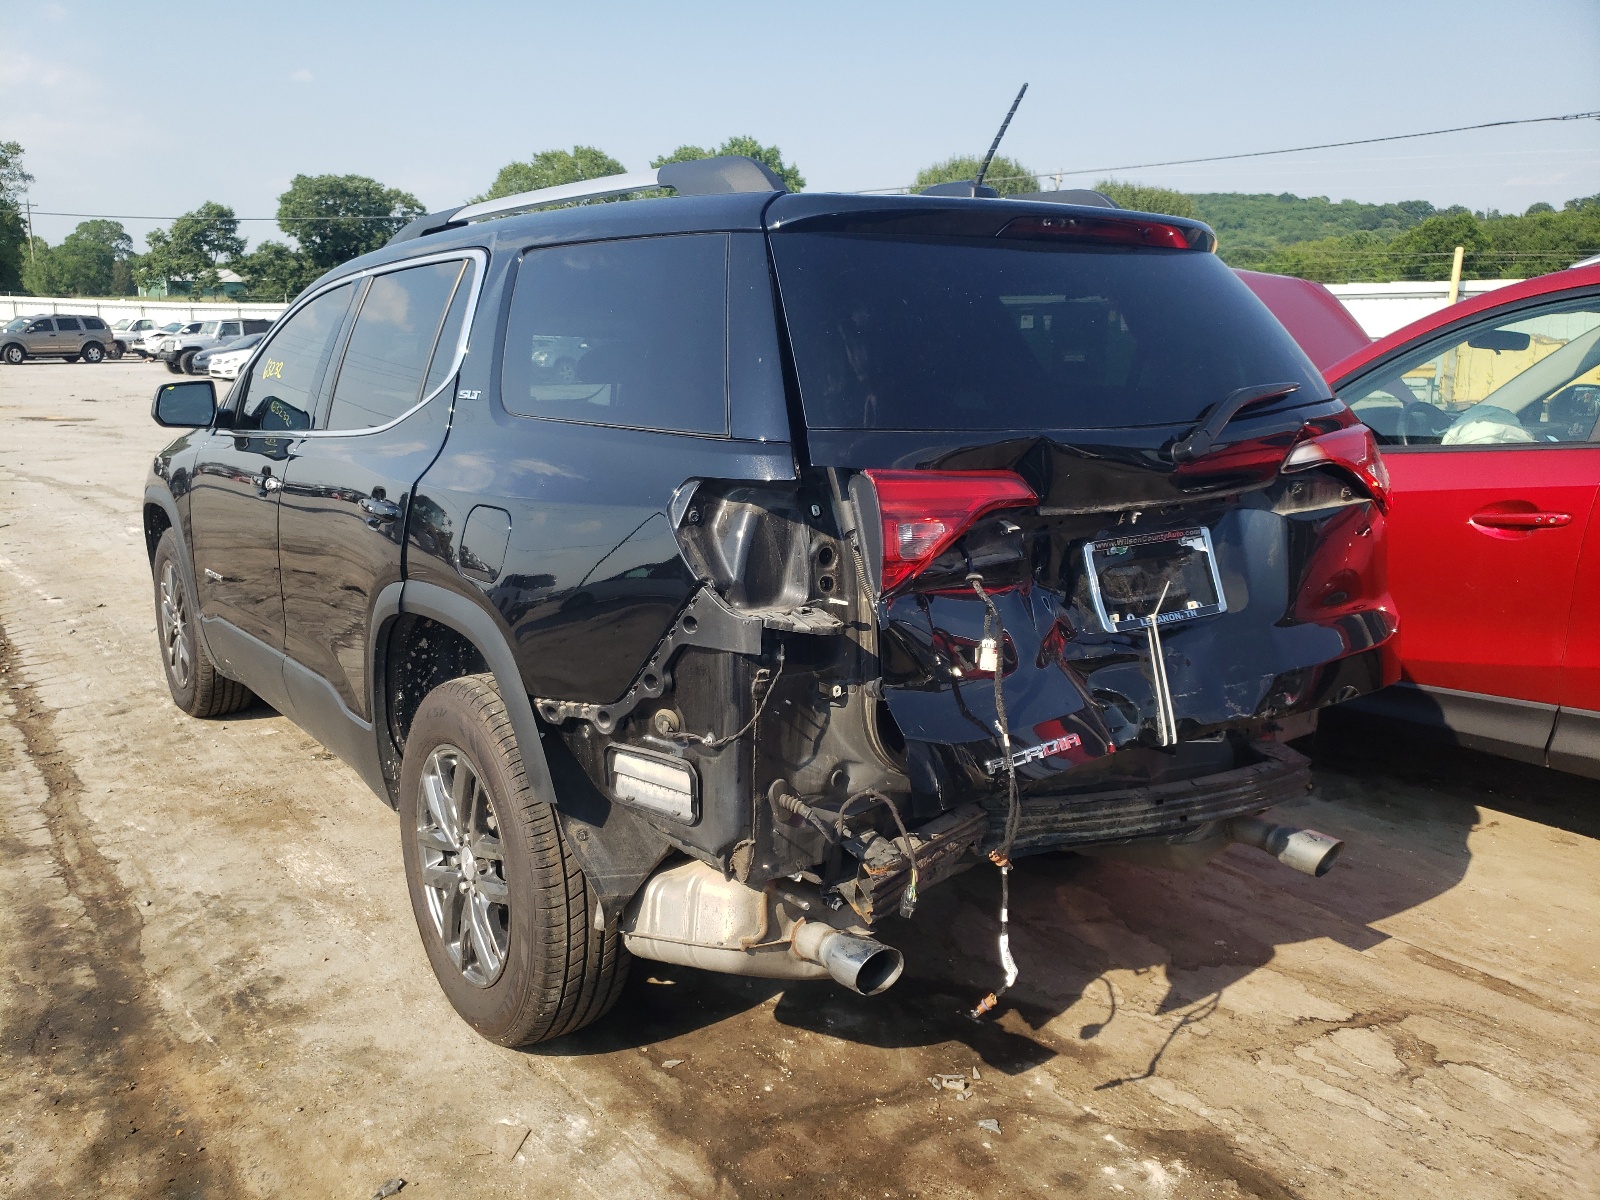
[4,0,1598,249]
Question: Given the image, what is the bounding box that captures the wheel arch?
[375,580,670,921]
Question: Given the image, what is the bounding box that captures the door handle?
[1469,510,1571,531]
[360,495,402,521]
[254,470,282,495]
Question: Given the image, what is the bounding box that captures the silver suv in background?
[0,314,115,364]
[157,318,274,375]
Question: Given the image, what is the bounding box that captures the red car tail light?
[998,214,1199,250]
[1282,423,1391,512]
[863,469,1037,593]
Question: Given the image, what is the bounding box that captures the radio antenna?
[973,83,1029,190]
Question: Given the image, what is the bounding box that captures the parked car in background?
[199,333,265,379]
[143,158,1397,1047]
[1234,270,1371,372]
[143,323,196,360]
[1324,261,1600,774]
[111,318,161,358]
[158,318,274,375]
[1,313,114,364]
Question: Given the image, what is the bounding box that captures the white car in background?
[140,322,197,360]
[110,318,161,358]
[204,334,264,380]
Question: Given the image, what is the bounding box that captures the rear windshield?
[770,234,1323,430]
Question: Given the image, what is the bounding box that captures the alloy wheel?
[416,745,510,986]
[158,560,192,689]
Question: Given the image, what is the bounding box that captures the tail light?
[863,469,1037,593]
[1282,423,1391,512]
[998,214,1201,250]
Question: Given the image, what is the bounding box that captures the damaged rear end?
[556,194,1397,994]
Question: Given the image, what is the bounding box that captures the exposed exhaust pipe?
[1228,815,1344,876]
[618,858,905,994]
[790,921,904,996]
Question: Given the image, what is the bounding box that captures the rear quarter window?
[500,234,729,436]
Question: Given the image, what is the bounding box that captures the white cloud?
[290,68,313,83]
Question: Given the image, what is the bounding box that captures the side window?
[1344,297,1600,447]
[234,282,355,433]
[220,321,241,338]
[421,263,476,398]
[323,259,470,431]
[502,234,729,435]
[26,319,52,333]
[84,317,106,330]
[56,317,82,331]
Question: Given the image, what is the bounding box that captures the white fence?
[1325,280,1522,339]
[0,295,289,323]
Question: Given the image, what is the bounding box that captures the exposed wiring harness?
[966,571,1022,1020]
[773,787,922,917]
[673,645,785,749]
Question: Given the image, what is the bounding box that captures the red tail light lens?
[998,214,1198,250]
[863,469,1037,593]
[1282,423,1391,512]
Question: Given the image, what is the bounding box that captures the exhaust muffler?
[619,859,904,994]
[1227,815,1343,876]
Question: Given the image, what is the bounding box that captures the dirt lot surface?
[2,359,1598,1199]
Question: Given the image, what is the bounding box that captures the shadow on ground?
[531,719,1600,1088]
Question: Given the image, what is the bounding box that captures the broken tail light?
[863,469,1037,593]
[1281,423,1391,512]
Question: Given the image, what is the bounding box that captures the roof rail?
[387,155,787,246]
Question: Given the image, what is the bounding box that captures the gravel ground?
[2,359,1597,1200]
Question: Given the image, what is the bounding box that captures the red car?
[1321,262,1600,774]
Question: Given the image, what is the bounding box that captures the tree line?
[3,135,1595,300]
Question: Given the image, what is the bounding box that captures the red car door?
[1336,291,1600,722]
[1384,448,1598,703]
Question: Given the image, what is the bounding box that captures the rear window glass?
[501,234,729,435]
[56,317,82,331]
[770,234,1322,430]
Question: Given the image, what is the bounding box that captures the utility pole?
[23,198,36,266]
[1446,244,1465,305]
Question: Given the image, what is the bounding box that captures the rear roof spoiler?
[387,155,788,245]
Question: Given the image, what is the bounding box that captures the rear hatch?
[765,195,1397,803]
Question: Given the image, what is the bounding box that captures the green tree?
[652,136,806,192]
[1093,179,1195,218]
[474,146,627,203]
[914,153,1034,196]
[236,239,318,301]
[1384,212,1491,281]
[0,140,33,293]
[140,201,246,293]
[276,174,424,272]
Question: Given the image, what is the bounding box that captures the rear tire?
[151,529,254,717]
[110,341,125,360]
[399,674,629,1046]
[82,342,105,363]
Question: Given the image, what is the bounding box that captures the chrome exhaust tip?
[790,921,905,996]
[1228,815,1344,877]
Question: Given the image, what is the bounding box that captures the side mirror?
[1467,329,1531,353]
[152,379,217,427]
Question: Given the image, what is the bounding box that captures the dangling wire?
[966,572,1023,1020]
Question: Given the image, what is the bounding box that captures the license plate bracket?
[1083,526,1227,633]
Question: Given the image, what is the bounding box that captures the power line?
[861,109,1600,193]
[26,212,404,222]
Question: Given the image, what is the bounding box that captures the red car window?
[1340,298,1600,447]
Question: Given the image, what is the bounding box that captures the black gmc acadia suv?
[144,156,1398,1046]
